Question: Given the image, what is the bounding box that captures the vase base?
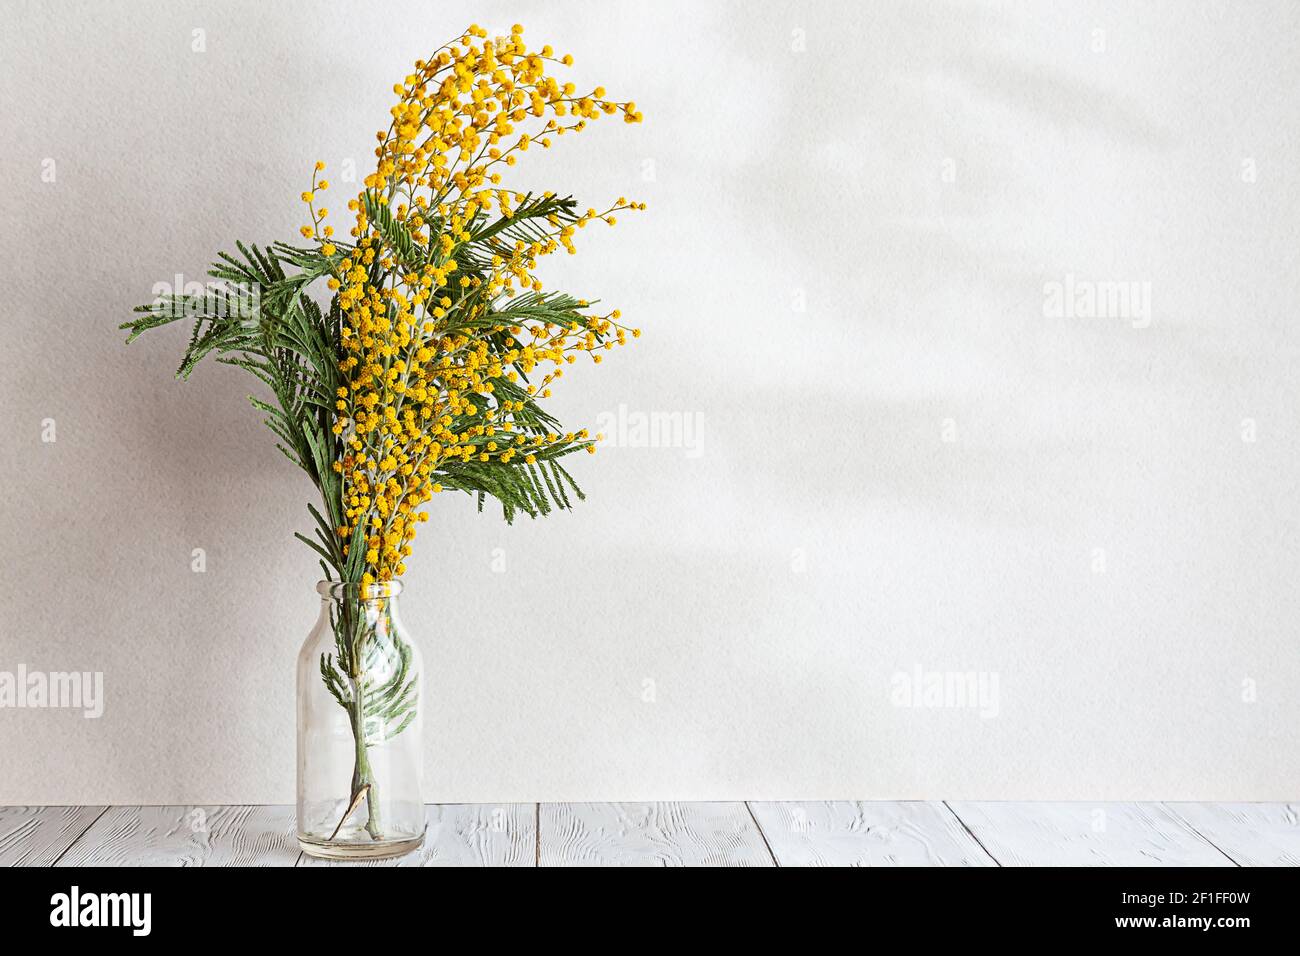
[298,830,425,861]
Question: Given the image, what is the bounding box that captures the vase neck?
[316,580,403,603]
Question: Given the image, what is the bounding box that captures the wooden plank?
[748,801,995,866]
[0,806,105,866]
[540,802,774,867]
[56,805,299,867]
[947,802,1232,867]
[1165,803,1300,867]
[298,804,535,867]
[24,802,1292,868]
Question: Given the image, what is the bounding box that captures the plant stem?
[349,676,383,839]
[327,596,385,843]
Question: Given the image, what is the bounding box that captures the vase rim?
[316,579,404,600]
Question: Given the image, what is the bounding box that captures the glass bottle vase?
[296,580,425,859]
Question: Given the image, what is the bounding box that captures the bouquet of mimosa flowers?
[123,23,644,858]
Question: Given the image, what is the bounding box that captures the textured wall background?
[1,0,1297,803]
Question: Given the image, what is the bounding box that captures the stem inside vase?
[312,581,419,848]
[327,593,385,841]
[348,672,383,839]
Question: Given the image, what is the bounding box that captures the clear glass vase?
[296,580,425,859]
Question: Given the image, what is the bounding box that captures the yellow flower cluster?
[303,24,644,585]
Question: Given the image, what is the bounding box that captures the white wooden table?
[2,803,1296,866]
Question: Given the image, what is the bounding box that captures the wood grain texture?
[0,806,105,866]
[298,804,535,867]
[540,802,774,866]
[948,802,1232,867]
[10,802,1298,867]
[56,805,299,867]
[749,801,996,866]
[1165,803,1300,866]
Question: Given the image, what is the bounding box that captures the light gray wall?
[1,0,1297,803]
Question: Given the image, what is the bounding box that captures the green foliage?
[122,189,619,764]
[121,229,601,565]
[123,243,367,582]
[320,601,418,746]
